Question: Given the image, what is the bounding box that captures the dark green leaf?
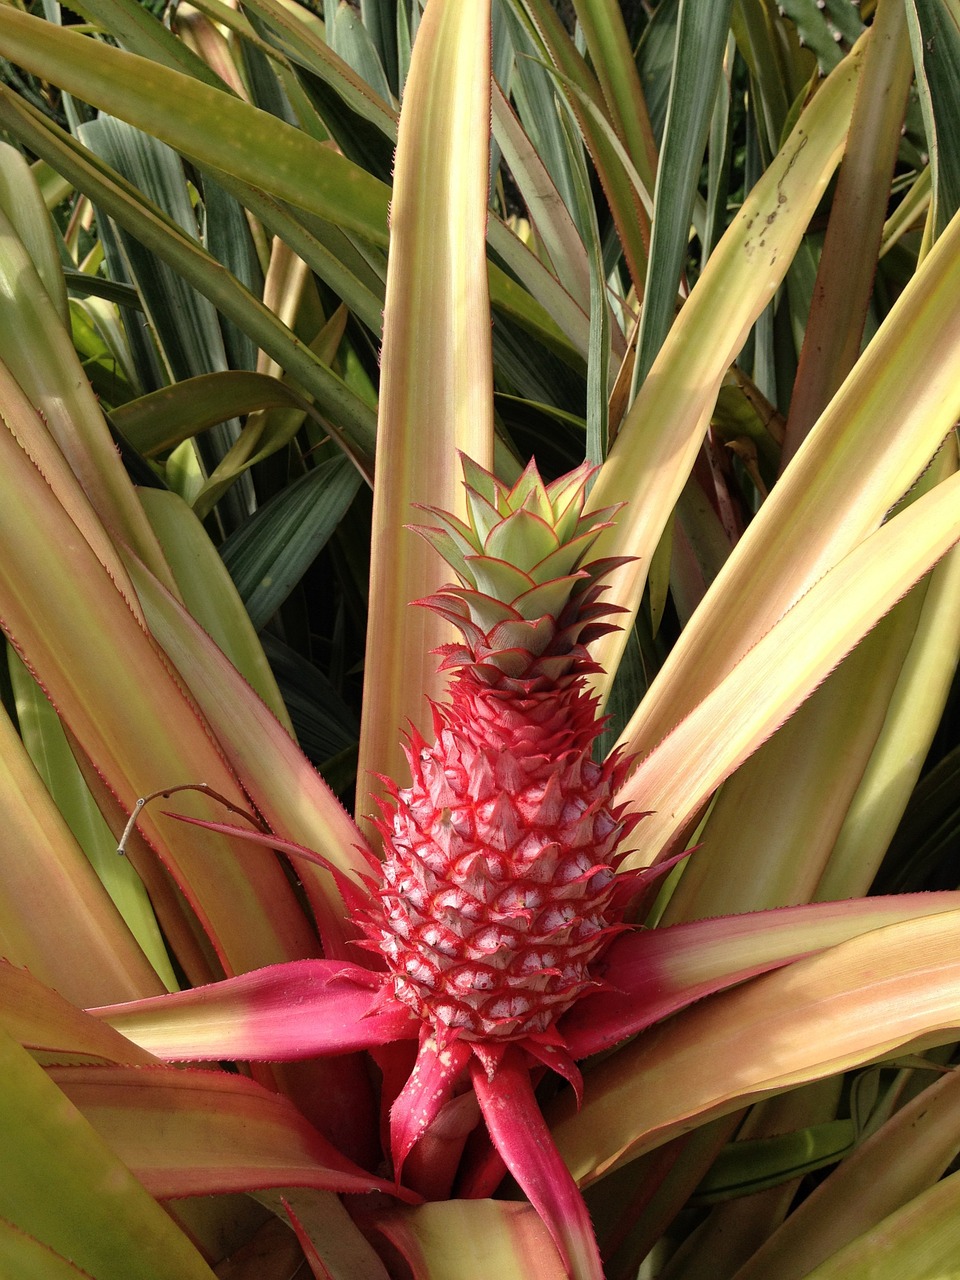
[110,371,311,456]
[693,1120,855,1203]
[331,2,393,104]
[907,0,960,237]
[634,0,734,391]
[221,453,363,629]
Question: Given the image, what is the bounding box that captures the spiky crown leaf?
[412,456,629,683]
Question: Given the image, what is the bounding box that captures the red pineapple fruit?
[371,456,643,1056]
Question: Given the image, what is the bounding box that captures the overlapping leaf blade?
[585,37,866,694]
[356,0,494,812]
[0,1028,218,1280]
[551,911,960,1186]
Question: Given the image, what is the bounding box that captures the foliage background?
[0,0,959,1277]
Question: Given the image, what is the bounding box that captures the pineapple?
[369,457,641,1048]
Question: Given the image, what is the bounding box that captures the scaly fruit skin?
[370,457,639,1045]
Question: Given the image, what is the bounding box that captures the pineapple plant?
[1,1,960,1279]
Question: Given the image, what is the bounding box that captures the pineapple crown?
[412,455,629,684]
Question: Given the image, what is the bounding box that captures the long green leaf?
[220,454,362,631]
[241,0,398,142]
[514,0,651,293]
[503,1,585,237]
[615,188,960,764]
[137,489,295,730]
[732,0,808,154]
[0,87,378,458]
[782,0,913,464]
[634,0,735,390]
[550,910,960,1185]
[0,397,320,976]
[0,701,164,1007]
[571,0,658,194]
[906,0,960,237]
[736,1066,960,1280]
[49,1062,402,1199]
[8,651,177,992]
[0,188,173,587]
[556,102,609,469]
[0,141,67,323]
[491,79,591,314]
[585,34,865,696]
[486,215,592,360]
[0,5,392,240]
[330,0,393,104]
[356,0,494,820]
[0,1028,218,1280]
[618,466,960,867]
[800,1170,960,1279]
[112,370,310,456]
[70,0,232,89]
